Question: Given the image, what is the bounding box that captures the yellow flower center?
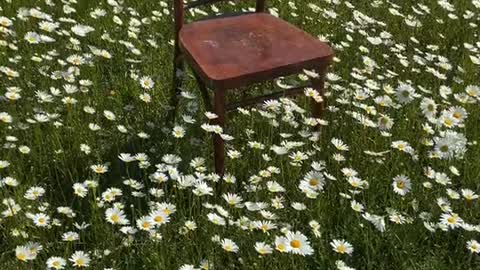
[309,178,319,186]
[447,216,456,224]
[277,244,286,252]
[16,253,27,261]
[336,245,347,253]
[76,259,85,266]
[111,214,119,223]
[154,216,163,223]
[453,112,461,119]
[290,240,301,249]
[396,181,405,189]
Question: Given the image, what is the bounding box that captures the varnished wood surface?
[179,13,334,89]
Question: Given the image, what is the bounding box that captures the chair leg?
[213,89,226,176]
[167,53,184,126]
[310,70,327,121]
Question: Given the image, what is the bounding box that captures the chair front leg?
[213,88,226,176]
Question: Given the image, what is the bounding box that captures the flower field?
[1,0,480,269]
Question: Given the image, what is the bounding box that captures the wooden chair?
[171,0,334,176]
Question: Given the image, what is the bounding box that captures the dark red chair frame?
[171,0,333,176]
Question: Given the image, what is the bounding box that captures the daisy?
[118,153,135,162]
[289,151,308,163]
[69,251,91,268]
[330,239,354,255]
[139,76,154,90]
[274,236,289,253]
[335,260,356,270]
[149,210,170,226]
[391,140,414,154]
[103,110,116,121]
[331,138,349,151]
[15,245,32,261]
[207,213,226,226]
[255,242,273,255]
[136,216,154,231]
[362,212,386,232]
[179,265,198,270]
[172,126,185,138]
[461,189,479,201]
[184,220,197,231]
[467,240,480,254]
[465,85,480,98]
[285,231,314,256]
[62,231,79,241]
[139,93,152,103]
[253,220,277,233]
[71,24,94,37]
[105,207,129,225]
[392,175,412,196]
[24,186,45,200]
[395,83,416,104]
[0,112,13,123]
[449,106,468,123]
[220,238,239,253]
[46,256,66,269]
[377,114,394,130]
[309,220,321,238]
[90,164,108,174]
[350,200,364,212]
[193,181,213,196]
[223,174,236,184]
[222,193,243,207]
[18,146,30,154]
[24,32,41,44]
[292,202,307,211]
[0,16,13,27]
[32,213,50,227]
[440,212,463,229]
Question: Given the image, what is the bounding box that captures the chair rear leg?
[167,54,184,126]
[213,89,226,176]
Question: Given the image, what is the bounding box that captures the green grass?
[1,0,480,269]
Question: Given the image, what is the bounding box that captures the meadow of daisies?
[1,0,480,269]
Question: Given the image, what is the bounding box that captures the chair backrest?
[173,0,267,50]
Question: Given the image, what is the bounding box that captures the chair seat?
[179,13,334,89]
